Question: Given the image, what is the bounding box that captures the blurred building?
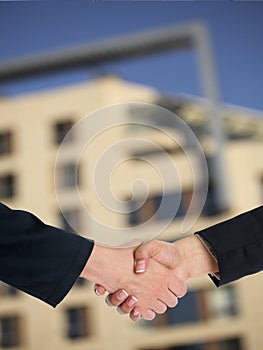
[0,76,262,350]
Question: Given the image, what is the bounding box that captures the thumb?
[134,241,160,274]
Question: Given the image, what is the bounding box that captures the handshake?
[80,236,219,321]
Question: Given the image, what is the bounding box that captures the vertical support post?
[194,24,230,211]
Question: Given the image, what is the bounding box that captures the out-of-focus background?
[0,2,262,350]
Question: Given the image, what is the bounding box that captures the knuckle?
[118,302,133,314]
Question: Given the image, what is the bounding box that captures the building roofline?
[172,93,263,119]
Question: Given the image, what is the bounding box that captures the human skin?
[94,236,218,321]
[80,242,187,320]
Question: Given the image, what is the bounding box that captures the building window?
[0,315,22,348]
[0,174,16,199]
[0,131,13,156]
[202,157,227,217]
[165,290,202,326]
[128,197,156,226]
[57,163,79,189]
[59,208,81,233]
[0,282,18,297]
[155,192,186,221]
[128,190,192,226]
[205,286,237,319]
[202,177,220,216]
[65,306,90,340]
[54,120,74,145]
[142,286,238,328]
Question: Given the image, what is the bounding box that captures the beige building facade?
[0,76,262,350]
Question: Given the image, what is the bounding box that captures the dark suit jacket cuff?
[46,236,94,307]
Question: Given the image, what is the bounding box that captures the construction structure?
[0,24,263,350]
[0,23,230,214]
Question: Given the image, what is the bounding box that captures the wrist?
[80,243,134,292]
[80,244,107,284]
[174,236,219,281]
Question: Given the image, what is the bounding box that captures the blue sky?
[0,1,262,111]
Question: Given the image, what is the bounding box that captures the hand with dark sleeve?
[100,206,263,320]
[0,202,94,307]
[196,205,263,286]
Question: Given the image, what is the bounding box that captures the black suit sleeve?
[196,206,263,286]
[0,203,94,307]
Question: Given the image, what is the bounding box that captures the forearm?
[0,203,94,306]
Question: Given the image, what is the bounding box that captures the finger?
[129,308,141,321]
[134,241,160,273]
[129,299,166,319]
[143,299,167,315]
[105,294,114,307]
[157,277,186,308]
[160,290,178,308]
[134,259,147,274]
[115,295,138,315]
[169,278,187,299]
[141,309,156,321]
[167,293,178,308]
[153,277,181,309]
[153,300,167,314]
[94,284,106,296]
[117,306,126,315]
[105,289,129,307]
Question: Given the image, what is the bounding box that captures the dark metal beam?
[0,23,197,83]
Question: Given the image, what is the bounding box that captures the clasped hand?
[82,240,188,321]
[89,237,218,321]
